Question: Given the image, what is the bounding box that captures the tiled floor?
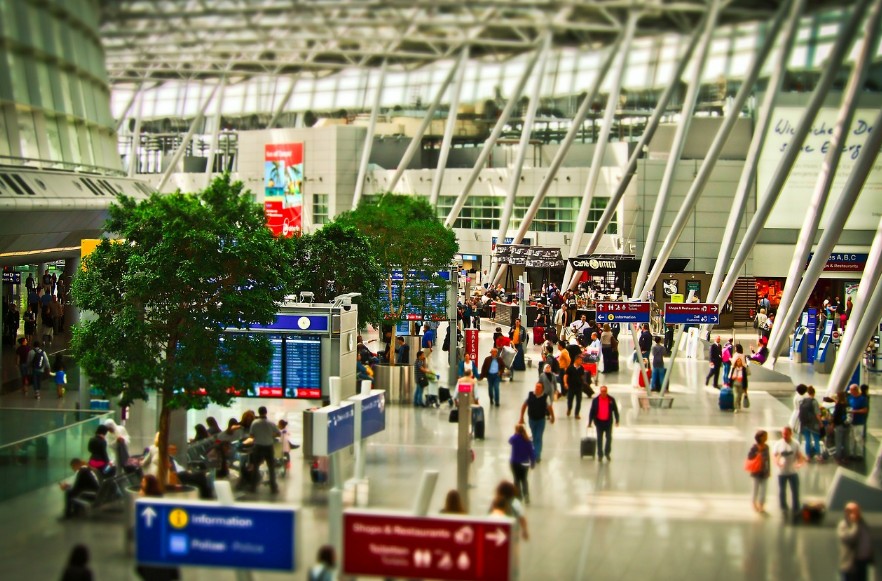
[0,322,879,579]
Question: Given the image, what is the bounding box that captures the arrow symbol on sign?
[141,507,157,528]
[485,527,507,547]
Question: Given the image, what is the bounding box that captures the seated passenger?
[59,458,100,519]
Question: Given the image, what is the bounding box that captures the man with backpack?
[798,386,822,461]
[27,340,51,400]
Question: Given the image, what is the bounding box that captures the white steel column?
[827,233,882,396]
[487,33,552,284]
[580,22,707,259]
[444,45,544,228]
[429,46,469,208]
[711,0,871,315]
[491,23,633,287]
[114,82,144,134]
[430,47,470,207]
[388,51,468,193]
[352,60,388,209]
[703,0,805,313]
[204,75,228,177]
[127,90,145,178]
[767,0,882,362]
[637,0,791,300]
[267,74,301,129]
[560,12,639,290]
[156,81,222,192]
[630,0,721,298]
[767,102,882,371]
[838,217,882,364]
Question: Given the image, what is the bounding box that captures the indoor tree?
[70,174,295,489]
[335,193,458,364]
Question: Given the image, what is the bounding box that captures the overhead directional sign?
[664,303,720,325]
[343,510,515,581]
[136,499,298,571]
[595,302,651,323]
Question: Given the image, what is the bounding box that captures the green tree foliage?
[70,174,294,487]
[336,193,458,359]
[287,222,383,328]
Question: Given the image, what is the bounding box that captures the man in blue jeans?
[773,426,806,516]
[519,382,555,462]
[650,336,666,392]
[480,348,506,407]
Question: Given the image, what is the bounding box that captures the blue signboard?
[327,404,356,454]
[251,314,329,333]
[2,272,21,284]
[361,391,386,439]
[595,302,651,324]
[136,499,297,571]
[806,308,818,364]
[663,303,720,325]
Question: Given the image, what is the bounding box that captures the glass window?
[312,193,329,225]
[0,108,10,158]
[17,109,38,159]
[43,115,63,162]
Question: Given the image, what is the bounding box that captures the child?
[278,419,292,474]
[52,363,67,399]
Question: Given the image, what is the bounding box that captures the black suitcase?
[580,436,596,458]
[439,387,451,403]
[472,405,485,440]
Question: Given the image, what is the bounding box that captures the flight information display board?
[244,333,322,399]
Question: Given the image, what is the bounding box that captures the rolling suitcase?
[472,405,485,440]
[501,345,517,368]
[532,326,545,345]
[719,387,734,411]
[580,435,597,458]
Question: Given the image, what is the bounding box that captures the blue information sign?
[136,499,297,571]
[663,303,720,325]
[327,404,356,454]
[251,314,329,333]
[361,391,386,439]
[806,308,818,364]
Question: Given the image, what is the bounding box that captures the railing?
[0,156,126,177]
[0,409,112,502]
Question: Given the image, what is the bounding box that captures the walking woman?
[729,358,747,413]
[746,429,771,513]
[508,424,535,504]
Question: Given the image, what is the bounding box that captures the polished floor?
[0,321,880,580]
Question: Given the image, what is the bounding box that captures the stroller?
[425,374,441,408]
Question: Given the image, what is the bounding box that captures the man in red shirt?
[588,385,620,462]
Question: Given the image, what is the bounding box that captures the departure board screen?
[237,333,322,399]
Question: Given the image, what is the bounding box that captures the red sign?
[594,302,651,313]
[264,143,304,237]
[343,511,514,581]
[664,303,719,314]
[264,200,301,237]
[465,328,479,363]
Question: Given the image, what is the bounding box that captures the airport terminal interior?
[1,0,882,579]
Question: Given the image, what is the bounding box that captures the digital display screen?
[237,333,323,399]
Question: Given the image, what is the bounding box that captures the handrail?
[0,410,111,450]
[0,156,126,177]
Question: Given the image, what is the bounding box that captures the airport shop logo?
[571,258,617,270]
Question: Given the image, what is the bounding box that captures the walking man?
[563,357,584,419]
[249,406,281,494]
[773,426,806,517]
[651,336,666,392]
[838,502,874,581]
[638,323,653,362]
[588,385,620,462]
[706,336,723,388]
[519,382,555,462]
[480,348,506,407]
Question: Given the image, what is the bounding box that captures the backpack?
[722,344,732,363]
[32,349,44,371]
[798,397,816,427]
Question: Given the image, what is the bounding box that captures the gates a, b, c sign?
[594,302,650,323]
[136,498,298,571]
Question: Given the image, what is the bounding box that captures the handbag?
[744,453,763,474]
[448,409,459,423]
[743,394,750,409]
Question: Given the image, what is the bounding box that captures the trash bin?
[302,408,319,459]
[374,364,414,404]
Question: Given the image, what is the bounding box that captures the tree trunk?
[157,389,171,492]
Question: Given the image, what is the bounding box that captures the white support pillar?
[560,12,640,290]
[156,81,222,192]
[711,0,871,314]
[637,0,792,300]
[267,74,301,129]
[838,216,882,363]
[204,75,229,177]
[492,22,632,287]
[703,0,805,317]
[388,51,467,193]
[127,90,145,178]
[767,0,882,362]
[767,102,882,375]
[487,33,552,284]
[443,45,544,228]
[114,82,144,134]
[352,61,388,209]
[579,21,707,260]
[630,0,722,298]
[430,47,470,207]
